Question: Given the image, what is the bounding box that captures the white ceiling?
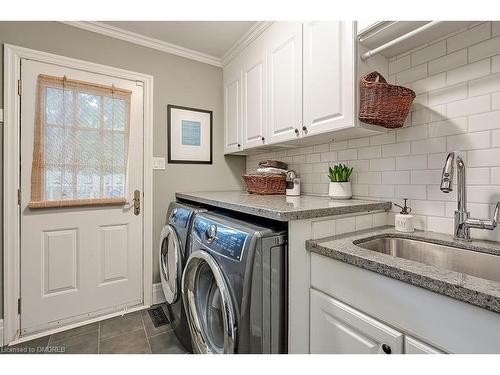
[102,21,257,58]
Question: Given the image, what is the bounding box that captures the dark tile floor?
[0,304,189,354]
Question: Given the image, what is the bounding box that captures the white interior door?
[19,59,144,335]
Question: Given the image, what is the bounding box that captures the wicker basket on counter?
[359,71,416,129]
[243,174,286,195]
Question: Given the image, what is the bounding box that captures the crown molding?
[60,21,222,67]
[221,21,273,66]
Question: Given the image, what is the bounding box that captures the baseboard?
[7,304,147,346]
[0,289,164,346]
[0,319,4,347]
[152,283,166,305]
[1,287,163,347]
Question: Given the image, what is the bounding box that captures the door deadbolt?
[133,190,141,215]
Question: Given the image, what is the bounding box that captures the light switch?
[152,157,166,170]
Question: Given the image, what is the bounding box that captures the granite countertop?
[176,191,391,221]
[306,226,500,314]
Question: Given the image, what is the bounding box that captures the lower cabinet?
[310,289,403,354]
[307,253,500,353]
[310,289,444,354]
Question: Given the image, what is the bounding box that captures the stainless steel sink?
[355,236,500,283]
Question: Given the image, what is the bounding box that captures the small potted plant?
[328,164,353,199]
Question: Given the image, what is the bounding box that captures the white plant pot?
[329,181,352,199]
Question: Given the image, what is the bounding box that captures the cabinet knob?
[302,126,307,132]
[261,137,265,142]
[381,344,391,354]
[237,143,241,148]
[294,128,299,134]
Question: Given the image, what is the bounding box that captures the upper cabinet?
[266,22,303,144]
[241,34,267,149]
[223,21,385,155]
[223,54,242,154]
[303,21,354,136]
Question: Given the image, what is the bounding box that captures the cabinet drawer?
[310,289,403,354]
[405,336,444,354]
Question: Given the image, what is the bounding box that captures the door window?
[30,74,131,208]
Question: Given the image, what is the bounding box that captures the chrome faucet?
[440,151,500,240]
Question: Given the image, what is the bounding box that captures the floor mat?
[147,306,171,328]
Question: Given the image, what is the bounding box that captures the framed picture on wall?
[167,104,213,164]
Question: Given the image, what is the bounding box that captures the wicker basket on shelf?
[359,71,416,129]
[243,174,286,195]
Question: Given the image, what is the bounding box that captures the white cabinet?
[241,36,267,149]
[303,21,355,136]
[223,21,385,155]
[265,22,303,144]
[223,55,242,154]
[310,289,404,354]
[310,288,447,354]
[405,336,444,354]
[308,253,500,353]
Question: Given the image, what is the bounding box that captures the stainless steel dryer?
[182,211,288,354]
[159,202,206,352]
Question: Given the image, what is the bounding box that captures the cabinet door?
[266,22,302,144]
[223,57,242,154]
[303,21,355,136]
[405,336,444,354]
[310,289,404,354]
[242,39,267,149]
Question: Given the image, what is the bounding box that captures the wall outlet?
[152,157,166,170]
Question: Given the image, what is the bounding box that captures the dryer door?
[183,250,237,354]
[159,225,182,304]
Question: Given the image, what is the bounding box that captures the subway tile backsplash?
[246,22,500,242]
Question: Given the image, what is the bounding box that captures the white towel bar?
[360,21,442,61]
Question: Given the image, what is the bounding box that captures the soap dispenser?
[393,199,414,233]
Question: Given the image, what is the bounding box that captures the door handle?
[133,190,141,216]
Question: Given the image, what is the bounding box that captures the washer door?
[159,225,182,304]
[182,251,237,354]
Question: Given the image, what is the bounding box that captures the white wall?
[247,21,500,242]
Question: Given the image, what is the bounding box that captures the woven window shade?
[29,74,132,209]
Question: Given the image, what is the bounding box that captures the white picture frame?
[167,104,213,164]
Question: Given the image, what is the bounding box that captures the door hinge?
[18,189,21,205]
[17,79,22,96]
[18,298,22,314]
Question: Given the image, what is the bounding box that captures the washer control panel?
[170,207,191,228]
[193,217,249,261]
